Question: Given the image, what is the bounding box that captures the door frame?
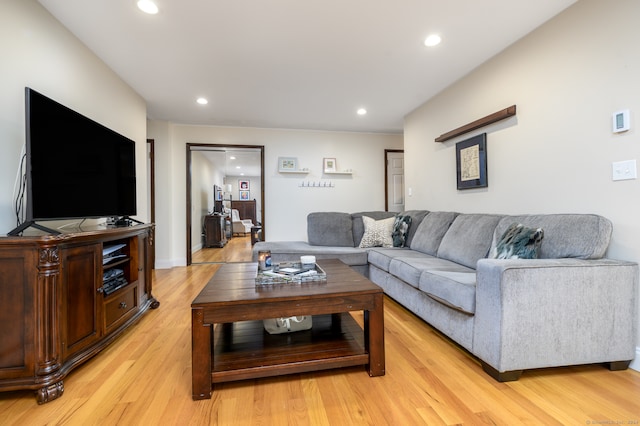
[146,139,155,269]
[384,149,404,212]
[185,143,265,265]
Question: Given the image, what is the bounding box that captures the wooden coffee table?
[191,258,385,400]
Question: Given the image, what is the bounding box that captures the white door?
[386,151,405,212]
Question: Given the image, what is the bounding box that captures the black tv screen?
[25,87,137,221]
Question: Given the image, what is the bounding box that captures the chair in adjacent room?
[231,209,253,236]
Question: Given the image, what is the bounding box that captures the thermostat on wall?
[612,109,630,133]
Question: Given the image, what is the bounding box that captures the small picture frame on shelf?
[278,157,298,172]
[323,157,337,173]
[239,179,250,190]
[239,190,250,200]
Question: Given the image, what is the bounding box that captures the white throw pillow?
[359,216,395,248]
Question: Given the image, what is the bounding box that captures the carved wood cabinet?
[204,214,227,248]
[0,224,158,403]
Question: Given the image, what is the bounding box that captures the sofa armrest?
[473,258,638,373]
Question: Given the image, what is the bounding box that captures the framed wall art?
[323,157,337,173]
[278,157,298,172]
[239,179,250,190]
[239,190,250,200]
[456,133,487,190]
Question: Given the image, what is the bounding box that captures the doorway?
[385,149,405,212]
[186,143,265,265]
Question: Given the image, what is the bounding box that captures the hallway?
[191,235,254,264]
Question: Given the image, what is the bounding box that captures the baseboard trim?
[630,347,640,372]
[154,258,186,269]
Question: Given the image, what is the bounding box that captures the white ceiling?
[38,0,576,135]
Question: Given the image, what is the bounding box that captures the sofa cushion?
[410,211,459,256]
[359,216,395,248]
[491,214,612,260]
[437,214,504,269]
[400,210,430,246]
[388,255,463,289]
[367,247,427,272]
[392,215,412,247]
[419,267,477,314]
[307,212,354,247]
[351,211,396,246]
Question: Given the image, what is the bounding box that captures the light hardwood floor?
[1,237,639,425]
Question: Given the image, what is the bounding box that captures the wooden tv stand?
[0,224,158,404]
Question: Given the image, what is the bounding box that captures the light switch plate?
[612,159,637,181]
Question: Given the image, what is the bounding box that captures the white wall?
[146,119,173,266]
[0,0,148,233]
[404,0,640,356]
[149,123,402,267]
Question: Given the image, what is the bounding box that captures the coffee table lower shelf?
[211,313,368,384]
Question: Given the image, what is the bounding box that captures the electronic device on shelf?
[103,243,127,265]
[102,243,130,294]
[102,268,128,295]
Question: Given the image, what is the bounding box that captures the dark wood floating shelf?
[435,105,517,143]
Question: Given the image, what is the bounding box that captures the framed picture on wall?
[278,157,298,172]
[239,190,250,200]
[239,180,250,190]
[323,157,337,173]
[456,133,487,190]
[214,185,223,201]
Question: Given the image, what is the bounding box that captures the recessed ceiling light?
[196,97,208,105]
[229,156,236,160]
[137,0,159,14]
[424,34,441,47]
[357,108,367,116]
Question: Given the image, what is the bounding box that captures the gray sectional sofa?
[252,210,639,381]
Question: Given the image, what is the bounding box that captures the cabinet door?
[0,248,37,379]
[61,244,101,359]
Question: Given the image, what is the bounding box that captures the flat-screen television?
[11,88,137,234]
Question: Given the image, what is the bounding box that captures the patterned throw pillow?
[358,216,395,248]
[392,215,412,247]
[489,223,544,259]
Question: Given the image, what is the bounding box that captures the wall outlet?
[612,159,637,181]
